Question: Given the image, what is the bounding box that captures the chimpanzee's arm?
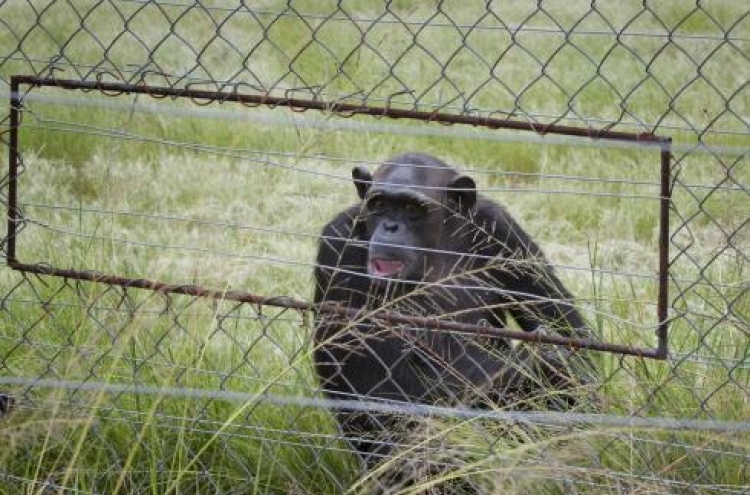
[313,205,368,308]
[474,201,588,337]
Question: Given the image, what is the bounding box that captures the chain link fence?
[0,1,747,494]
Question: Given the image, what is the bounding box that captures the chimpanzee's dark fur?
[0,392,14,416]
[313,153,593,469]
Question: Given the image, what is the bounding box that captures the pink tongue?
[370,259,404,276]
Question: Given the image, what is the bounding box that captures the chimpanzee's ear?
[352,166,373,200]
[447,174,477,211]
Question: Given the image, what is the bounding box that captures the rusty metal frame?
[6,75,672,359]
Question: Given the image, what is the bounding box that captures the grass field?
[0,1,747,494]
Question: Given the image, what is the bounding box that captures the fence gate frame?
[7,73,673,360]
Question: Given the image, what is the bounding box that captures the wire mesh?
[0,1,747,494]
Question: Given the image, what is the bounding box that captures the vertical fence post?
[6,76,20,264]
[656,139,672,359]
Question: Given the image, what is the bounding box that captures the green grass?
[1,1,748,494]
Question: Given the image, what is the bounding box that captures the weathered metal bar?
[6,77,20,263]
[10,75,671,145]
[8,261,661,358]
[656,143,673,359]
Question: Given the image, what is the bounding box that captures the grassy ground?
[0,1,747,494]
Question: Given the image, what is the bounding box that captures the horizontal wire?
[31,395,750,461]
[23,215,735,332]
[18,113,747,199]
[10,402,468,468]
[0,293,303,324]
[13,134,744,193]
[9,90,748,156]
[19,202,666,283]
[670,352,750,370]
[18,399,426,456]
[115,0,750,43]
[20,205,746,292]
[14,116,671,200]
[17,396,750,463]
[15,115,672,188]
[0,335,311,392]
[17,118,683,197]
[3,304,745,370]
[2,377,748,432]
[17,217,661,330]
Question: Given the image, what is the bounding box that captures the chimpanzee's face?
[362,187,439,281]
[352,163,476,284]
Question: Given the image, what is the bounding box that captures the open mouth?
[368,258,405,277]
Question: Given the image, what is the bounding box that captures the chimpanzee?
[313,152,593,469]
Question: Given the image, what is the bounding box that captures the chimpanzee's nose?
[383,221,398,233]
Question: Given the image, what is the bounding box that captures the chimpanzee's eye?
[404,202,424,216]
[367,197,386,212]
